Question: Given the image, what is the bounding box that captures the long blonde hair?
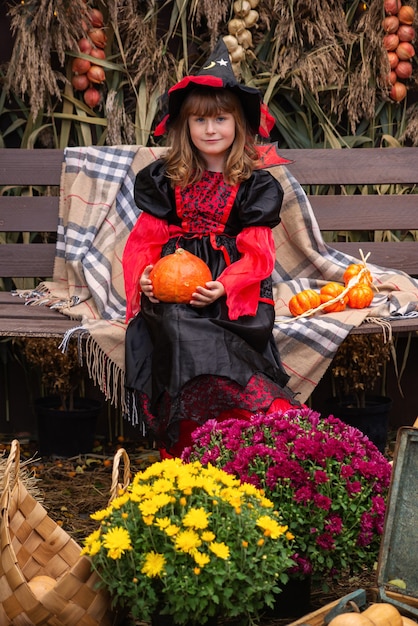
[163,88,259,187]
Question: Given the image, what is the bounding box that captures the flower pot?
[325,395,392,453]
[35,396,101,457]
[264,575,311,619]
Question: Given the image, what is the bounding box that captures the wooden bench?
[1,147,418,338]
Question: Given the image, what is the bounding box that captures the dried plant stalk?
[5,0,90,119]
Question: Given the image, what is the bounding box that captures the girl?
[123,40,299,456]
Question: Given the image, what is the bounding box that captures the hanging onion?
[87,64,105,84]
[396,41,415,59]
[398,5,415,24]
[384,0,402,15]
[89,28,107,49]
[383,33,400,50]
[395,60,413,79]
[382,16,400,32]
[397,25,415,42]
[90,47,106,60]
[84,87,101,108]
[71,74,90,91]
[389,81,407,101]
[89,8,104,28]
[387,51,400,68]
[71,57,91,75]
[78,37,92,54]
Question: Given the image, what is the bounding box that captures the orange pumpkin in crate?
[347,283,374,309]
[150,248,212,303]
[288,289,321,316]
[343,263,373,287]
[320,282,348,313]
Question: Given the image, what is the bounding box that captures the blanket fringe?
[84,334,128,415]
[58,327,129,416]
[363,317,393,343]
[12,287,81,312]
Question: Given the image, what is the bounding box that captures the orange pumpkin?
[150,248,212,303]
[28,575,56,599]
[320,282,348,313]
[328,604,403,626]
[363,603,403,626]
[343,263,372,287]
[347,283,374,309]
[288,289,321,316]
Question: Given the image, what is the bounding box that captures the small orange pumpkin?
[28,575,56,599]
[362,603,403,626]
[288,289,321,316]
[320,282,348,313]
[150,248,212,303]
[347,283,374,309]
[343,263,372,287]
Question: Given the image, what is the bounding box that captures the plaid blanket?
[33,146,418,409]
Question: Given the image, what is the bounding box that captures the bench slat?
[0,197,60,231]
[331,241,418,275]
[0,292,79,337]
[0,244,56,278]
[281,148,418,185]
[310,195,418,231]
[0,149,64,185]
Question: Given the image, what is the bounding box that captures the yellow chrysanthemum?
[209,541,230,560]
[286,531,295,540]
[256,516,288,539]
[80,536,102,556]
[83,528,101,546]
[165,524,180,537]
[91,506,112,521]
[193,551,211,567]
[151,478,174,494]
[154,517,171,530]
[141,551,166,577]
[201,531,215,542]
[174,529,202,554]
[111,493,130,509]
[139,493,171,516]
[182,507,210,530]
[102,526,132,559]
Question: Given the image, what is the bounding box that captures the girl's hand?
[140,265,159,303]
[190,281,225,307]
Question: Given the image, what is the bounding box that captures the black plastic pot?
[265,575,312,619]
[325,395,392,453]
[35,396,101,457]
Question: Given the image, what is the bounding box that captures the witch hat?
[154,39,275,137]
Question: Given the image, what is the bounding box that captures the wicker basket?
[0,440,130,626]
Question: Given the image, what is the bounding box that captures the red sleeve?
[122,212,169,322]
[217,226,275,320]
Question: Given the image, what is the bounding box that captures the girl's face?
[188,111,236,171]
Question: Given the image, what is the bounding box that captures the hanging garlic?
[236,28,253,49]
[223,34,240,52]
[244,9,259,29]
[230,44,245,63]
[228,18,246,35]
[233,0,251,18]
[248,0,260,7]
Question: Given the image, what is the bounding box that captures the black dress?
[123,160,298,449]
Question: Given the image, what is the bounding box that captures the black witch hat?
[154,39,275,138]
